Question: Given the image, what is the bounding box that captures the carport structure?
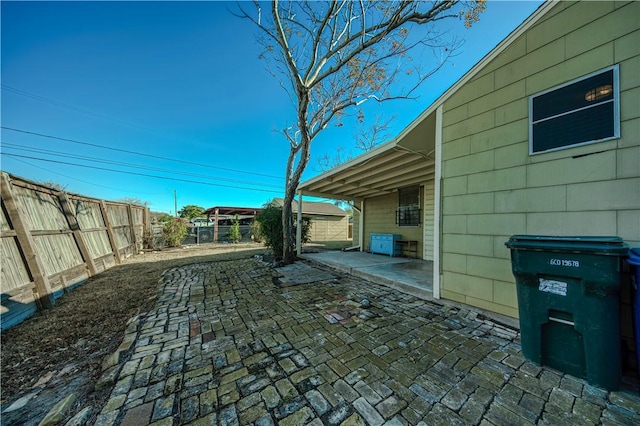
[202,206,261,242]
[296,109,441,297]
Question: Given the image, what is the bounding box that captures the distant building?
[193,206,262,243]
[272,198,351,242]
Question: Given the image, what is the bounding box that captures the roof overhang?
[299,110,436,201]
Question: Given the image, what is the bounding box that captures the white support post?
[433,105,443,300]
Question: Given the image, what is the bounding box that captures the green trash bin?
[505,235,628,390]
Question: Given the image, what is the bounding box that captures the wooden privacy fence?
[0,172,149,330]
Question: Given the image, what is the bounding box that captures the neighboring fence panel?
[105,203,132,251]
[1,237,31,291]
[0,199,31,293]
[33,233,84,277]
[71,197,116,273]
[0,172,150,330]
[131,206,145,252]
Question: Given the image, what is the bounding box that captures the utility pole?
[174,189,178,218]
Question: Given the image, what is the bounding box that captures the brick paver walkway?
[94,258,640,425]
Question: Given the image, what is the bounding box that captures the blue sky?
[1,1,543,215]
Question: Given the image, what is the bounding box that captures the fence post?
[100,201,122,264]
[0,172,53,309]
[142,207,150,249]
[58,192,97,277]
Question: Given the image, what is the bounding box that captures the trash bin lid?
[505,235,628,256]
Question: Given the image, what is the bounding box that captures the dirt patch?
[0,243,267,426]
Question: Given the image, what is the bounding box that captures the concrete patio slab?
[303,251,415,268]
[302,251,433,299]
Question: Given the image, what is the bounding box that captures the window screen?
[530,66,619,154]
[396,186,420,226]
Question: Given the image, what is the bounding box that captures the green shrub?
[162,219,188,247]
[227,215,242,243]
[250,219,263,243]
[178,204,205,220]
[156,213,174,224]
[300,217,312,244]
[255,203,311,259]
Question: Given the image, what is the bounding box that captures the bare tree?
[238,0,485,264]
[117,197,150,207]
[354,113,397,152]
[40,180,67,191]
[316,145,354,172]
[316,114,396,172]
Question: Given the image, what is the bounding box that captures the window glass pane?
[397,186,420,226]
[532,103,614,153]
[398,186,419,208]
[532,70,613,122]
[397,207,420,226]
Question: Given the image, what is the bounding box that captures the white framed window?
[396,186,421,227]
[529,65,620,155]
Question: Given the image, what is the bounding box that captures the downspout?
[433,105,443,299]
[296,190,303,257]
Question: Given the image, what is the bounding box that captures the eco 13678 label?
[549,259,579,267]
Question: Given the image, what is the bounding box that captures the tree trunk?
[281,88,312,265]
[281,140,312,264]
[281,133,298,265]
[281,187,295,264]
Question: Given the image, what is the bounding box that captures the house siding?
[440,0,640,318]
[363,189,424,257]
[423,181,435,261]
[352,210,360,247]
[307,215,349,242]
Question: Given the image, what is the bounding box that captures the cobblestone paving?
[94,258,640,425]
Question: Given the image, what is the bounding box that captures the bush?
[162,218,188,247]
[178,205,205,220]
[227,215,242,243]
[251,219,263,243]
[255,203,311,259]
[156,213,174,224]
[299,217,312,245]
[143,229,157,250]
